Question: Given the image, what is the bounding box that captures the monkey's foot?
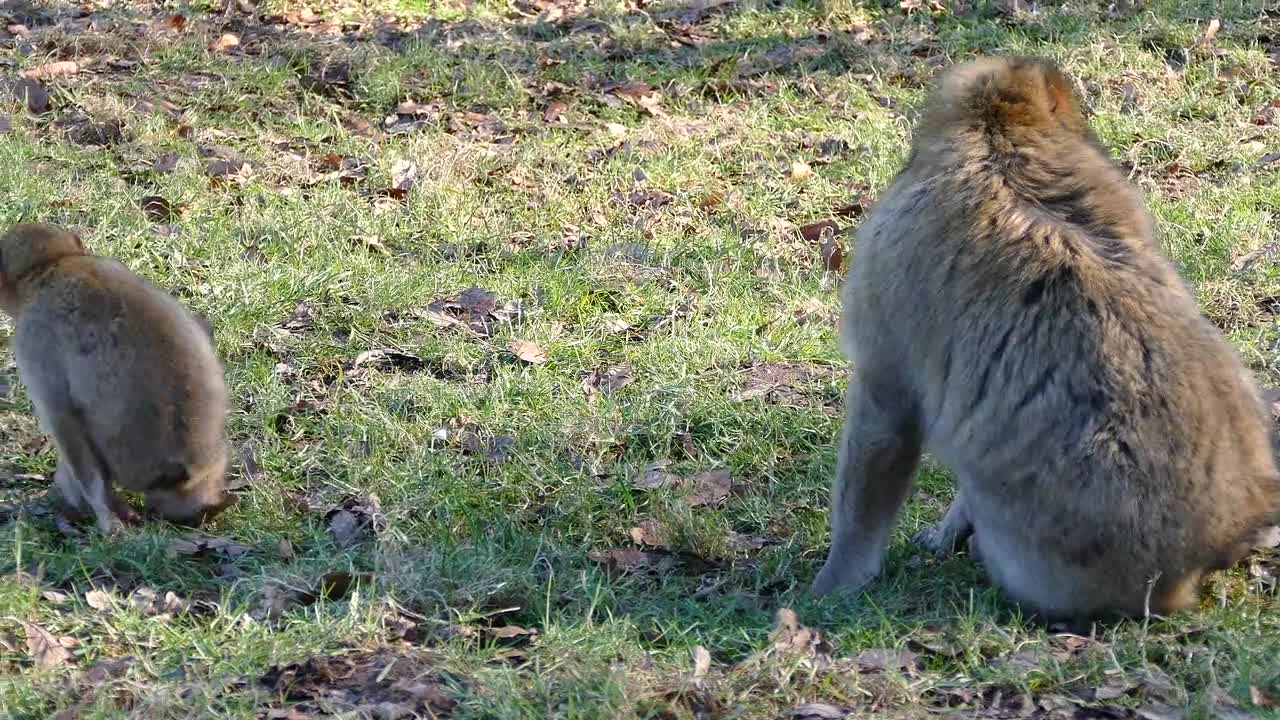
[912,522,970,556]
[811,558,878,596]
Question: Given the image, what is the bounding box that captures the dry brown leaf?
[20,61,79,80]
[631,461,680,490]
[1198,17,1221,46]
[389,159,419,198]
[212,33,241,52]
[629,519,667,547]
[1253,686,1278,707]
[685,468,732,507]
[798,219,839,242]
[784,704,848,719]
[24,622,73,670]
[690,645,711,680]
[852,648,919,673]
[542,99,568,123]
[140,195,179,223]
[509,339,548,364]
[14,79,50,114]
[84,589,114,611]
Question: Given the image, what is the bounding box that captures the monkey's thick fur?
[0,223,234,532]
[811,57,1280,621]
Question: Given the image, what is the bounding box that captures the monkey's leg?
[51,465,90,518]
[812,376,922,595]
[44,416,120,534]
[912,492,973,556]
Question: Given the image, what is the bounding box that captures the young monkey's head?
[0,223,87,312]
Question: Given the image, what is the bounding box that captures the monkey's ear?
[1038,63,1076,117]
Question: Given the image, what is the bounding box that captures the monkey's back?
[13,255,228,492]
[845,138,1279,616]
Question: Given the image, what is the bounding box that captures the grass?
[0,0,1278,717]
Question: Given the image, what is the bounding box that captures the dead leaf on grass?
[258,650,456,716]
[589,548,672,575]
[629,519,668,547]
[684,469,732,507]
[542,99,569,123]
[153,13,188,32]
[14,78,50,114]
[19,61,78,79]
[23,622,73,670]
[351,349,426,374]
[211,33,241,52]
[509,339,548,364]
[582,365,632,396]
[601,80,666,117]
[152,153,179,173]
[747,607,833,670]
[166,534,252,561]
[852,648,919,674]
[789,160,814,182]
[784,704,849,719]
[1253,685,1279,707]
[139,195,179,223]
[323,496,386,548]
[632,461,681,491]
[611,189,674,210]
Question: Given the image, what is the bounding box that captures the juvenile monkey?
[0,223,235,533]
[810,57,1280,621]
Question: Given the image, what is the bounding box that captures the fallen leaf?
[690,645,711,680]
[853,648,919,673]
[19,61,79,80]
[907,629,965,658]
[212,33,241,52]
[139,195,179,223]
[388,159,419,198]
[23,622,73,670]
[582,365,633,396]
[352,349,425,374]
[154,13,188,32]
[589,548,668,574]
[166,535,252,560]
[784,704,848,719]
[14,79,50,113]
[486,625,535,642]
[799,220,839,242]
[543,99,568,123]
[1198,17,1220,46]
[685,468,732,507]
[207,158,251,179]
[84,589,114,611]
[324,496,386,547]
[762,608,832,669]
[509,339,548,364]
[152,153,180,173]
[1253,686,1278,707]
[790,160,814,181]
[632,461,680,490]
[630,519,667,547]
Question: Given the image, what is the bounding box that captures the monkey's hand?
[912,497,973,557]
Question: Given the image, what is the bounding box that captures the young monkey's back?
[821,56,1279,620]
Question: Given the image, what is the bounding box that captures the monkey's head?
[915,56,1090,147]
[0,223,87,289]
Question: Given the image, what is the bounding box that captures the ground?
[0,0,1277,717]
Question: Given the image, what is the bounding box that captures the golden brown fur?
[810,56,1280,621]
[0,223,234,532]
